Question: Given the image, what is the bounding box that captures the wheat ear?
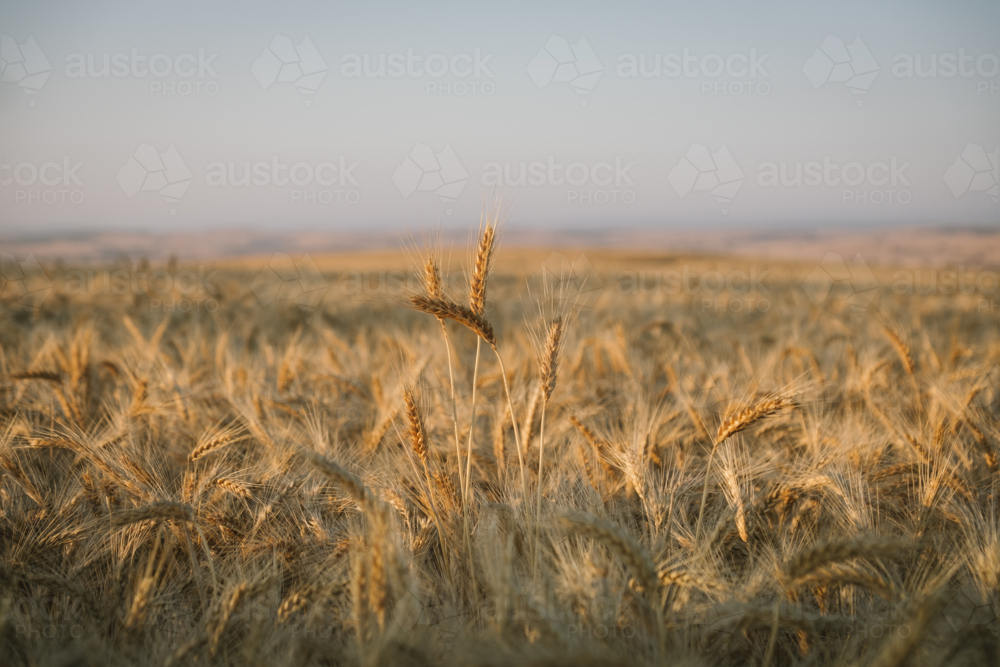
[305,451,373,506]
[559,513,657,594]
[783,537,908,582]
[469,223,495,317]
[409,295,496,348]
[111,501,196,526]
[715,395,797,444]
[534,317,563,578]
[189,424,242,463]
[696,394,796,542]
[403,387,452,576]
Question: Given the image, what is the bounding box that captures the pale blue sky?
[1,0,998,235]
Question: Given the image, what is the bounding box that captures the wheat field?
[1,222,998,666]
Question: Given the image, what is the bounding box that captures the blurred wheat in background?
[0,218,998,666]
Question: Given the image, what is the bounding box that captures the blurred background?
[1,0,998,260]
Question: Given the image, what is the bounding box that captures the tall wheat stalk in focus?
[533,316,562,578]
[695,394,796,542]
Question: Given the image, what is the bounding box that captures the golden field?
[0,230,998,666]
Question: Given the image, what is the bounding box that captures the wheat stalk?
[402,386,453,577]
[793,563,895,600]
[783,537,909,581]
[424,256,443,300]
[305,451,373,507]
[209,582,247,655]
[433,471,460,513]
[277,590,310,623]
[212,477,251,500]
[715,395,797,445]
[559,513,657,594]
[534,317,563,577]
[10,370,62,383]
[881,324,915,375]
[469,223,495,317]
[569,415,615,481]
[696,394,797,542]
[189,424,242,463]
[403,388,427,465]
[409,295,496,348]
[422,254,467,518]
[869,586,948,667]
[521,382,540,453]
[124,575,155,630]
[352,548,372,645]
[111,501,196,526]
[538,317,563,402]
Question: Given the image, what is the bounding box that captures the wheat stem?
[696,395,796,542]
[440,322,464,500]
[492,348,527,504]
[533,398,548,580]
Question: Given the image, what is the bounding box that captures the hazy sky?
[1,0,998,235]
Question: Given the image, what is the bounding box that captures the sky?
[1,0,998,236]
